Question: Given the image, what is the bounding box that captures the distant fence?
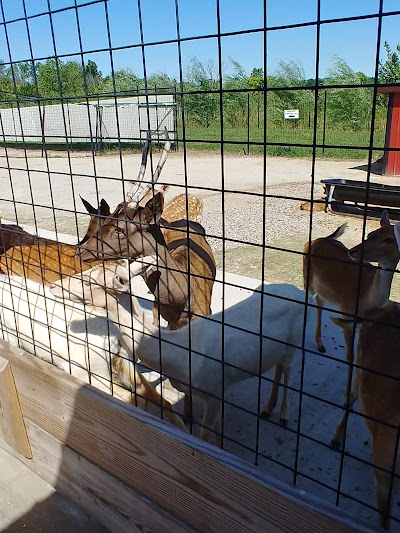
[0,94,177,153]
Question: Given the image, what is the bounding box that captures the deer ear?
[80,196,96,215]
[381,210,390,227]
[394,222,400,251]
[143,192,164,224]
[100,199,111,217]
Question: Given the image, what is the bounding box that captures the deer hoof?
[317,345,326,354]
[280,418,288,428]
[260,411,271,420]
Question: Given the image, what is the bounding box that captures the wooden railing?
[0,342,373,533]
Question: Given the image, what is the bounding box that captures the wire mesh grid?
[1,0,400,529]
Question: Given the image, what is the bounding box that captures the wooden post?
[0,356,32,458]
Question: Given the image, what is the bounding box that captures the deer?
[303,212,400,447]
[77,132,215,329]
[0,196,110,285]
[50,260,309,445]
[77,133,216,420]
[0,271,186,431]
[327,220,400,529]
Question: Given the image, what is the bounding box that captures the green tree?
[379,41,400,83]
[325,57,373,131]
[100,68,142,94]
[184,58,219,128]
[247,67,264,90]
[84,60,102,94]
[268,60,314,126]
[37,59,85,99]
[0,76,15,106]
[222,58,248,127]
[146,72,176,91]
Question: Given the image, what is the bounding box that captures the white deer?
[0,273,185,430]
[50,260,310,444]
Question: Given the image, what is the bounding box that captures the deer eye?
[115,226,125,236]
[383,237,394,244]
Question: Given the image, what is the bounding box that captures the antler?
[126,128,171,207]
[126,131,151,202]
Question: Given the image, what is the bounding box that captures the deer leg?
[375,467,393,530]
[152,301,160,328]
[330,381,358,450]
[183,393,193,423]
[330,351,360,451]
[200,398,222,445]
[261,363,283,420]
[372,431,396,530]
[341,321,356,402]
[315,295,326,353]
[112,356,187,432]
[130,254,158,277]
[279,364,292,428]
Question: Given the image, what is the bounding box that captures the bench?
[321,178,400,221]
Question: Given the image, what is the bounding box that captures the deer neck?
[368,257,398,309]
[145,224,188,303]
[104,292,179,374]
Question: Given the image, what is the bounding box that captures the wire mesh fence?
[0,92,177,157]
[1,0,400,530]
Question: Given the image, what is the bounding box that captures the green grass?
[180,125,385,159]
[1,126,385,161]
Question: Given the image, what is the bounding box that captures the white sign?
[284,109,299,119]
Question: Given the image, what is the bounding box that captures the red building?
[378,86,400,176]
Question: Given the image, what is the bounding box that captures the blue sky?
[0,0,399,80]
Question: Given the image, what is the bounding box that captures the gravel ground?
[197,178,400,300]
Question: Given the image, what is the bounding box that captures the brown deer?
[77,133,216,420]
[78,133,216,330]
[0,197,110,284]
[330,218,400,528]
[331,300,400,530]
[303,212,400,450]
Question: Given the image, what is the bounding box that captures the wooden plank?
[0,341,373,533]
[0,418,195,533]
[0,356,32,458]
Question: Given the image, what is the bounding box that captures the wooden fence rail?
[0,341,373,533]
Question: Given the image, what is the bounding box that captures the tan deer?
[78,133,216,330]
[329,219,400,529]
[0,196,110,284]
[77,133,216,420]
[303,212,400,450]
[353,300,400,530]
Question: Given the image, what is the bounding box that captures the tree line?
[0,41,399,133]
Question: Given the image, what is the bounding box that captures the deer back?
[162,194,203,223]
[0,223,49,255]
[1,243,101,285]
[304,235,377,314]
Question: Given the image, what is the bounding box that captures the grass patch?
[180,126,385,159]
[0,127,385,160]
